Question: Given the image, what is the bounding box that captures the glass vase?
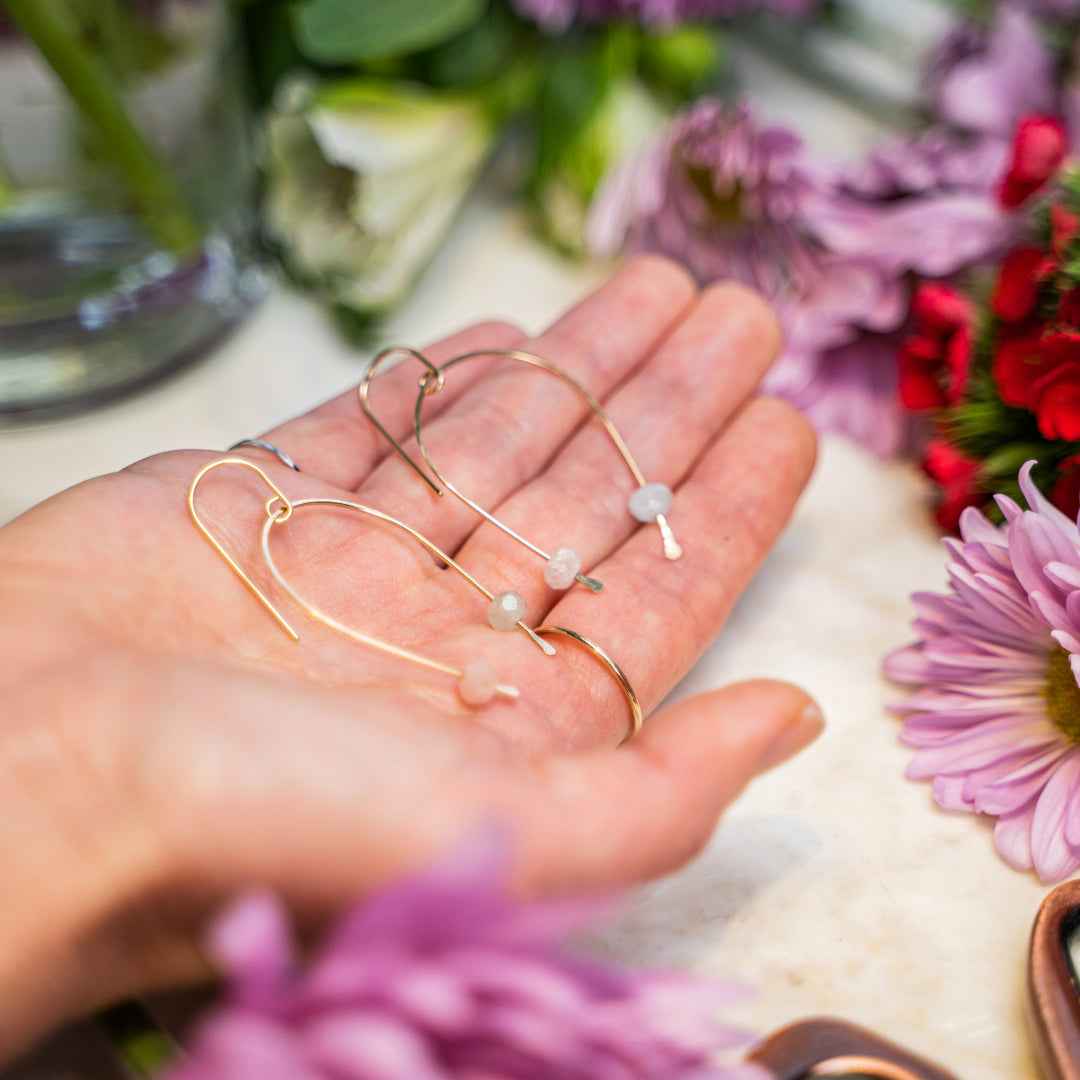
[0,0,267,424]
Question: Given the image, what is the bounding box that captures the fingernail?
[758,701,825,773]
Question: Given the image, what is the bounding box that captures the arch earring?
[358,347,682,599]
[188,458,557,706]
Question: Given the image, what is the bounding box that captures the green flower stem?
[1,0,202,255]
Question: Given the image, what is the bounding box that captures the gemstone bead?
[543,546,582,590]
[628,481,673,523]
[459,657,499,705]
[487,590,527,631]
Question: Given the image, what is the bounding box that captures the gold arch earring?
[188,457,562,706]
[358,346,682,603]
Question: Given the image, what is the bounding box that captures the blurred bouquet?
[240,0,814,325]
[236,0,1080,469]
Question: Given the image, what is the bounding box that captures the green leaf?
[638,26,724,100]
[292,0,488,64]
[533,27,636,185]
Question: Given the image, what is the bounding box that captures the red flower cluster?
[920,438,982,530]
[990,205,1080,439]
[898,113,1080,533]
[898,284,973,410]
[999,116,1068,208]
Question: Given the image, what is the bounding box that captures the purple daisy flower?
[588,98,819,303]
[587,98,916,456]
[884,463,1080,883]
[164,840,765,1080]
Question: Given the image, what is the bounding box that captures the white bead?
[487,590,527,632]
[459,657,499,705]
[628,482,673,523]
[543,547,581,590]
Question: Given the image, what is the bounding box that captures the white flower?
[263,76,494,316]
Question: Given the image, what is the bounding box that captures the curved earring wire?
[189,457,300,640]
[358,346,682,595]
[258,496,554,658]
[260,501,520,699]
[357,346,445,494]
[188,458,556,702]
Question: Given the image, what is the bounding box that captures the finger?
[521,396,817,746]
[452,282,782,612]
[510,680,825,892]
[253,321,525,489]
[356,256,698,552]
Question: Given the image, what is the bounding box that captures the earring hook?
[188,457,300,640]
[358,346,445,495]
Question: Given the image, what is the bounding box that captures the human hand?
[0,257,820,1059]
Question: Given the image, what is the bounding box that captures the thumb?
[511,679,823,893]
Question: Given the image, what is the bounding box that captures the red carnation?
[999,115,1068,208]
[921,438,984,532]
[992,329,1080,408]
[898,283,973,411]
[1033,359,1080,439]
[1051,453,1080,518]
[991,246,1054,324]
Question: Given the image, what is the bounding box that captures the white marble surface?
[0,89,1060,1080]
[595,438,1052,1080]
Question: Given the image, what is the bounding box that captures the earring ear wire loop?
[358,347,683,592]
[534,624,642,742]
[189,458,301,640]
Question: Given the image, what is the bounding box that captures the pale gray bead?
[543,547,582,590]
[487,590,527,631]
[628,481,673,523]
[459,657,499,705]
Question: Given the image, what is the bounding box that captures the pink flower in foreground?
[884,463,1080,882]
[165,843,765,1080]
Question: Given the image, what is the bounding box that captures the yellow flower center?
[1046,646,1080,741]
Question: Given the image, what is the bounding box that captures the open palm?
[0,258,820,1058]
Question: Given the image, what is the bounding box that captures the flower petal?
[1031,754,1080,881]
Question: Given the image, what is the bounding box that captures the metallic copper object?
[1028,879,1080,1080]
[747,1016,963,1079]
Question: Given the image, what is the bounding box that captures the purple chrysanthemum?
[588,99,820,303]
[588,99,917,455]
[885,463,1080,883]
[164,842,765,1080]
[586,96,1034,458]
